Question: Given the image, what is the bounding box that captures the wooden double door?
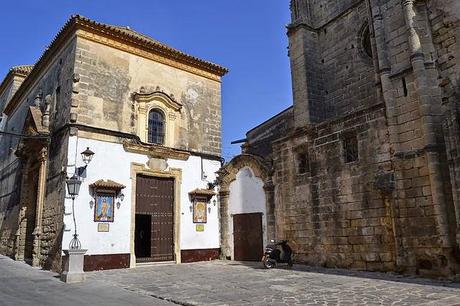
[233,213,264,261]
[135,175,175,262]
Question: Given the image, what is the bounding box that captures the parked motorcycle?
[262,240,293,269]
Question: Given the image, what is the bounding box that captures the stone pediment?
[133,87,182,112]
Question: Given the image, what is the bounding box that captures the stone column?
[32,148,48,267]
[402,0,455,251]
[263,179,276,242]
[219,190,231,259]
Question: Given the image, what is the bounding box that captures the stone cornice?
[73,15,228,81]
[0,66,33,102]
[123,139,190,161]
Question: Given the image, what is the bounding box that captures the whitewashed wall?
[228,167,267,259]
[62,136,221,257]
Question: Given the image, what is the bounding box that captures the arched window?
[148,109,165,144]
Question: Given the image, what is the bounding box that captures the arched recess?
[217,154,274,260]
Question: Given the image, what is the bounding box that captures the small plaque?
[98,223,110,232]
[196,224,205,232]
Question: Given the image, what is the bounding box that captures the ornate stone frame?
[133,89,182,147]
[217,154,274,259]
[129,162,182,267]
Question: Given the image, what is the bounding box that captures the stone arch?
[217,154,274,260]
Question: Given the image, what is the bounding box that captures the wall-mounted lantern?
[81,147,95,165]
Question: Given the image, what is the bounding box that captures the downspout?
[401,0,455,250]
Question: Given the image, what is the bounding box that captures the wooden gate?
[135,175,174,262]
[233,213,263,261]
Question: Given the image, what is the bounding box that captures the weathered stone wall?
[72,37,223,156]
[245,107,293,159]
[0,39,75,270]
[289,0,377,124]
[0,76,25,114]
[273,106,396,271]
[273,0,460,276]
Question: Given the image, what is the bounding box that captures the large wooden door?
[135,175,174,262]
[233,213,263,261]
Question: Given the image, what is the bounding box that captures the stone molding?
[123,139,190,161]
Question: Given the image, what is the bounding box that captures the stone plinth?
[60,249,87,283]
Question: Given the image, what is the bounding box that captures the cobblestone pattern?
[0,255,172,306]
[87,260,460,306]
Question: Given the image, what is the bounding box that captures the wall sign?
[98,223,110,232]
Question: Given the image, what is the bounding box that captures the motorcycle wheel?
[263,258,276,269]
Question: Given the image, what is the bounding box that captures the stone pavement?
[2,255,460,305]
[0,255,173,306]
[87,261,460,306]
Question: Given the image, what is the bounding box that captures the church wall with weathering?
[0,38,76,271]
[278,0,460,276]
[71,36,222,157]
[224,0,460,277]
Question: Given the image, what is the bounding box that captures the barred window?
[148,109,165,144]
[343,133,358,163]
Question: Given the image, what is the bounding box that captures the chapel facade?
[220,0,460,277]
[0,15,227,272]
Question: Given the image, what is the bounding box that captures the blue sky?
[0,1,293,161]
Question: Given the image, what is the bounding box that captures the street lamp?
[66,174,82,250]
[81,147,95,165]
[61,146,95,283]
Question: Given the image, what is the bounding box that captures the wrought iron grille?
[148,110,165,144]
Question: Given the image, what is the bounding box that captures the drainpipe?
[402,0,454,250]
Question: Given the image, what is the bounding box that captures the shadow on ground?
[229,260,460,289]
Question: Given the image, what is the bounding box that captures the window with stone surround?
[359,22,373,60]
[148,109,165,144]
[133,87,182,147]
[343,132,358,163]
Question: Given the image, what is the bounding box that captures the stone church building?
[220,0,460,277]
[0,15,227,272]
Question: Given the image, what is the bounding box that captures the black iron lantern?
[66,174,82,198]
[81,147,95,165]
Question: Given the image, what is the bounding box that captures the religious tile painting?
[193,200,207,224]
[94,193,115,222]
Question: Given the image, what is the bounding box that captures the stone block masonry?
[257,0,460,277]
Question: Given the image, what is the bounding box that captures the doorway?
[135,175,174,263]
[135,214,151,258]
[233,213,263,261]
